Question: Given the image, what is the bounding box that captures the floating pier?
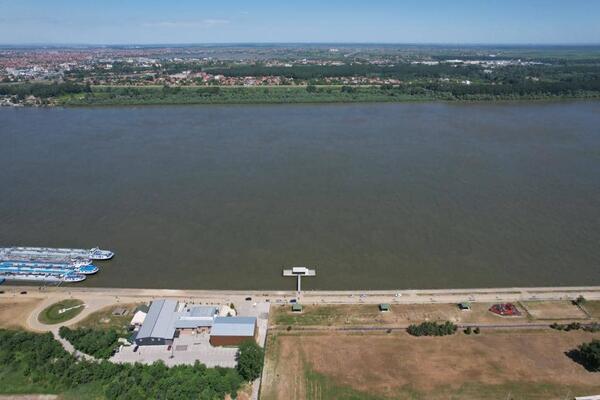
[283,266,316,293]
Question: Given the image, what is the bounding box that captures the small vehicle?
[20,291,27,295]
[0,291,4,294]
[245,297,252,301]
[290,299,297,303]
[133,345,139,353]
[167,345,172,351]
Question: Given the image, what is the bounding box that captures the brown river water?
[0,102,599,290]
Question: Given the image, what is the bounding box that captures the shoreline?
[4,285,600,305]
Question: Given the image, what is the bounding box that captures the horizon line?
[1,41,600,48]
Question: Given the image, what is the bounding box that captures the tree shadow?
[565,349,598,372]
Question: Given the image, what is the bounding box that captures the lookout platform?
[283,267,316,292]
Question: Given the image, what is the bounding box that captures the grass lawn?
[59,382,106,400]
[38,299,84,325]
[75,303,141,335]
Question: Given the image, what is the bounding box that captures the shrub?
[578,339,600,371]
[464,327,472,335]
[407,321,457,337]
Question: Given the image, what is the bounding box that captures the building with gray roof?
[210,316,257,346]
[134,299,178,346]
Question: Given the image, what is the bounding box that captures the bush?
[236,340,264,381]
[474,327,481,334]
[407,321,457,337]
[575,295,587,306]
[578,339,600,371]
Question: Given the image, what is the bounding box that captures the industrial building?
[133,299,256,347]
[134,299,178,346]
[210,316,258,346]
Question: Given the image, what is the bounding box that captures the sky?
[0,0,599,45]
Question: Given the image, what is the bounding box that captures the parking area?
[112,332,238,367]
[236,300,270,346]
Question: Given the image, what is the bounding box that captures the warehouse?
[209,316,257,346]
[134,299,178,346]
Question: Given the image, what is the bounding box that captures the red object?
[489,303,521,316]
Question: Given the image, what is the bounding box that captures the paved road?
[6,285,600,310]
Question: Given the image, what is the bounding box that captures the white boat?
[0,261,98,275]
[0,272,85,283]
[1,246,114,261]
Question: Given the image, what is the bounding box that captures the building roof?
[173,306,218,329]
[211,316,256,337]
[136,299,178,340]
[130,310,147,326]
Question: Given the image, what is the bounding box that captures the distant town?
[1,44,599,106]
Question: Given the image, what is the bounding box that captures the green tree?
[578,339,600,371]
[236,340,264,381]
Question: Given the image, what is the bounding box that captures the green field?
[38,299,85,325]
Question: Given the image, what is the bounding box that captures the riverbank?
[3,285,600,309]
[2,84,600,107]
[4,284,600,399]
[58,85,600,106]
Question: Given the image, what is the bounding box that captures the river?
[1,102,599,290]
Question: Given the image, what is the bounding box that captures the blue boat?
[0,261,99,275]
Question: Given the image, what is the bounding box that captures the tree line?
[0,82,90,98]
[0,329,262,399]
[59,327,119,359]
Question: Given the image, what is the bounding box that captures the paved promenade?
[5,284,600,309]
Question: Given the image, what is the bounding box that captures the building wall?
[210,325,257,346]
[135,337,172,346]
[210,335,254,346]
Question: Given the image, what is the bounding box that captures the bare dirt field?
[272,302,531,327]
[522,301,589,320]
[261,330,600,400]
[0,297,44,329]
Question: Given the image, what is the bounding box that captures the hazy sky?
[1,0,599,45]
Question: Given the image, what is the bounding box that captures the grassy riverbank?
[55,84,600,106]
